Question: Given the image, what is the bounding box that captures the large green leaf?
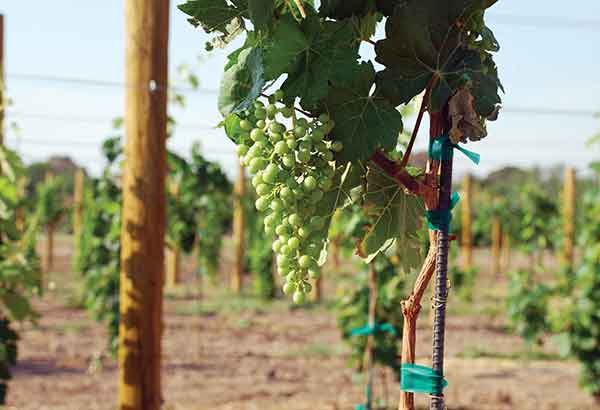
[248,0,275,31]
[357,164,424,268]
[326,62,403,162]
[218,47,265,117]
[319,0,375,18]
[262,15,308,80]
[178,0,248,33]
[374,0,501,113]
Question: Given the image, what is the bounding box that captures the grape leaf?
[248,0,276,31]
[218,47,265,117]
[262,15,308,80]
[326,62,403,162]
[374,0,500,112]
[319,0,375,19]
[357,164,424,268]
[178,0,248,33]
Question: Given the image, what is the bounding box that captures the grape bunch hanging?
[233,90,342,303]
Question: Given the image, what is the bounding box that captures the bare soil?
[5,236,598,410]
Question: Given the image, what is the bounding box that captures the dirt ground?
[5,236,598,410]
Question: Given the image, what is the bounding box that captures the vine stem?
[399,80,434,169]
[259,93,313,117]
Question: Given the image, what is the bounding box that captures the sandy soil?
[4,236,598,410]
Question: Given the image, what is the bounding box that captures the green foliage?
[566,152,600,399]
[506,270,550,345]
[35,176,67,227]
[246,203,275,299]
[449,265,478,302]
[0,146,41,404]
[336,255,404,377]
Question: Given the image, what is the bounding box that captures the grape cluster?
[234,90,342,304]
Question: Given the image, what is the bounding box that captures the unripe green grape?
[322,150,334,161]
[272,239,282,253]
[307,243,321,258]
[274,141,289,155]
[240,119,253,131]
[310,216,325,230]
[264,214,276,227]
[315,141,327,152]
[255,108,267,120]
[280,107,293,118]
[297,118,309,128]
[265,225,275,235]
[293,290,306,304]
[324,167,335,178]
[319,178,332,191]
[318,113,330,123]
[298,255,312,268]
[297,150,310,163]
[250,128,265,141]
[249,157,266,174]
[255,196,269,211]
[283,282,296,295]
[271,198,283,211]
[331,141,344,152]
[280,244,291,255]
[266,104,278,118]
[299,141,312,152]
[304,175,317,191]
[270,122,286,134]
[256,119,266,129]
[280,186,293,200]
[256,183,271,196]
[263,170,278,184]
[270,133,283,143]
[275,224,289,236]
[274,89,285,100]
[282,155,295,168]
[311,129,325,142]
[252,174,263,188]
[288,213,302,226]
[298,226,311,238]
[288,237,300,250]
[236,144,249,157]
[254,100,265,109]
[294,126,307,138]
[277,253,290,267]
[286,138,297,150]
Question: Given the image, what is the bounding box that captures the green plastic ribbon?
[426,191,460,231]
[400,364,448,395]
[428,133,481,165]
[350,322,397,337]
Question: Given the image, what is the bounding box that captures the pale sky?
[1,1,599,179]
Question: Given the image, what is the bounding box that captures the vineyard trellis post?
[73,168,85,254]
[363,263,378,410]
[491,216,502,276]
[43,170,55,274]
[232,162,246,293]
[461,173,473,270]
[167,182,181,288]
[563,167,576,268]
[119,1,169,409]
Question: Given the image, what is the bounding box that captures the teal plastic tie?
[350,322,397,337]
[428,133,481,165]
[426,191,460,231]
[400,364,448,395]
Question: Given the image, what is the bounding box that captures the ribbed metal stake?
[430,153,454,410]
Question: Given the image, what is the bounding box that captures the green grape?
[286,138,297,150]
[322,151,334,161]
[256,119,266,129]
[298,255,312,268]
[270,133,283,143]
[294,126,307,138]
[319,178,332,191]
[236,144,249,156]
[297,118,309,128]
[274,89,285,100]
[266,104,278,118]
[271,198,283,211]
[297,150,310,163]
[255,108,267,119]
[265,225,275,235]
[331,141,344,152]
[252,174,263,188]
[299,141,312,152]
[318,113,330,123]
[310,216,324,230]
[240,119,253,131]
[283,282,296,295]
[282,155,295,168]
[311,129,325,142]
[288,213,302,226]
[280,107,293,118]
[275,224,289,236]
[272,239,282,253]
[264,214,276,227]
[280,186,293,200]
[301,282,312,293]
[293,290,306,304]
[298,227,310,238]
[250,128,265,141]
[256,183,271,196]
[254,101,265,109]
[303,176,317,191]
[270,122,286,134]
[274,141,289,155]
[308,268,320,279]
[280,244,292,255]
[249,157,266,174]
[277,253,290,267]
[288,237,300,250]
[255,196,269,211]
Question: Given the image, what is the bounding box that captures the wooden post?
[501,232,511,271]
[563,167,576,268]
[167,182,181,288]
[460,173,473,270]
[43,171,55,273]
[73,168,85,252]
[491,217,502,276]
[310,275,322,302]
[0,14,4,147]
[232,162,245,293]
[119,2,169,410]
[363,263,378,410]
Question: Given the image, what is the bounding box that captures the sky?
[1,1,599,179]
